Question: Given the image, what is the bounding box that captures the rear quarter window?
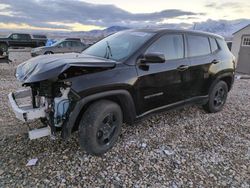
[209,37,219,53]
[187,35,211,57]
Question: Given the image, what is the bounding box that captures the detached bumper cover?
[8,89,47,122]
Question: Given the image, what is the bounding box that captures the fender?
[209,71,234,93]
[62,89,136,140]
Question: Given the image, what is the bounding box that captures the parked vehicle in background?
[0,33,47,53]
[9,29,236,155]
[32,34,47,40]
[31,38,87,57]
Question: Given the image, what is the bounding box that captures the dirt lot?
[0,52,250,187]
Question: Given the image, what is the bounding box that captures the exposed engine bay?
[8,53,117,139]
[8,80,79,139]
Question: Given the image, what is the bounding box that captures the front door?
[135,34,191,114]
[237,36,250,74]
[55,41,73,53]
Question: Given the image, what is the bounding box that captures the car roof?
[127,28,224,39]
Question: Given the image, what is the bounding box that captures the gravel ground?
[0,53,250,187]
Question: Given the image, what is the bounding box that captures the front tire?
[203,80,228,113]
[79,100,123,155]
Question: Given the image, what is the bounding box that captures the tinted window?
[11,34,19,40]
[209,38,219,52]
[187,35,210,57]
[72,41,82,47]
[19,34,30,40]
[59,41,72,47]
[147,34,184,60]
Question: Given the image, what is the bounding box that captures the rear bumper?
[8,89,47,122]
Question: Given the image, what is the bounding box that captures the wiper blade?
[104,41,113,59]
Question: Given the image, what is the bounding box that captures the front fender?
[62,89,136,140]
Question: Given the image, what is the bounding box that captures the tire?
[203,80,228,113]
[79,100,123,155]
[44,51,53,55]
[0,43,8,53]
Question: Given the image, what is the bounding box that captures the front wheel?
[79,100,123,155]
[203,80,228,113]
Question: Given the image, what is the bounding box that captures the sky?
[0,0,249,32]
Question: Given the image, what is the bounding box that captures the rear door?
[20,34,34,47]
[186,34,215,98]
[135,33,191,114]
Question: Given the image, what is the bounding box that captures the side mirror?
[141,53,165,64]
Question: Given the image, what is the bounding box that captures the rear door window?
[19,34,30,40]
[72,41,82,47]
[146,34,184,60]
[187,35,211,57]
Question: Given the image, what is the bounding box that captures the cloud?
[0,0,202,30]
[205,2,247,9]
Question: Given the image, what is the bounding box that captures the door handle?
[177,65,189,71]
[212,59,220,64]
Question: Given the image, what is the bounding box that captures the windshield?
[82,31,154,61]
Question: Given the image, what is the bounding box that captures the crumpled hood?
[16,53,117,83]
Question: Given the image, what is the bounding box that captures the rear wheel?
[203,80,228,113]
[0,43,8,54]
[44,51,53,55]
[79,100,123,155]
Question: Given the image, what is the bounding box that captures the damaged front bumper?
[8,89,47,122]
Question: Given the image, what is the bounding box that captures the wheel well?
[0,42,9,51]
[44,51,53,54]
[72,95,135,132]
[220,76,233,91]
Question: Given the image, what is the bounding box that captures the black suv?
[9,29,235,155]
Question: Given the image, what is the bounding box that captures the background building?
[231,24,250,74]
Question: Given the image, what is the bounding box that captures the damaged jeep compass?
[9,29,235,155]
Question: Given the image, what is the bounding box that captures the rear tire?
[79,100,123,155]
[0,43,8,53]
[44,51,53,55]
[203,80,228,113]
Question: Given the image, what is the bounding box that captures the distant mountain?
[1,20,250,40]
[84,26,130,36]
[81,20,250,39]
[193,19,250,39]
